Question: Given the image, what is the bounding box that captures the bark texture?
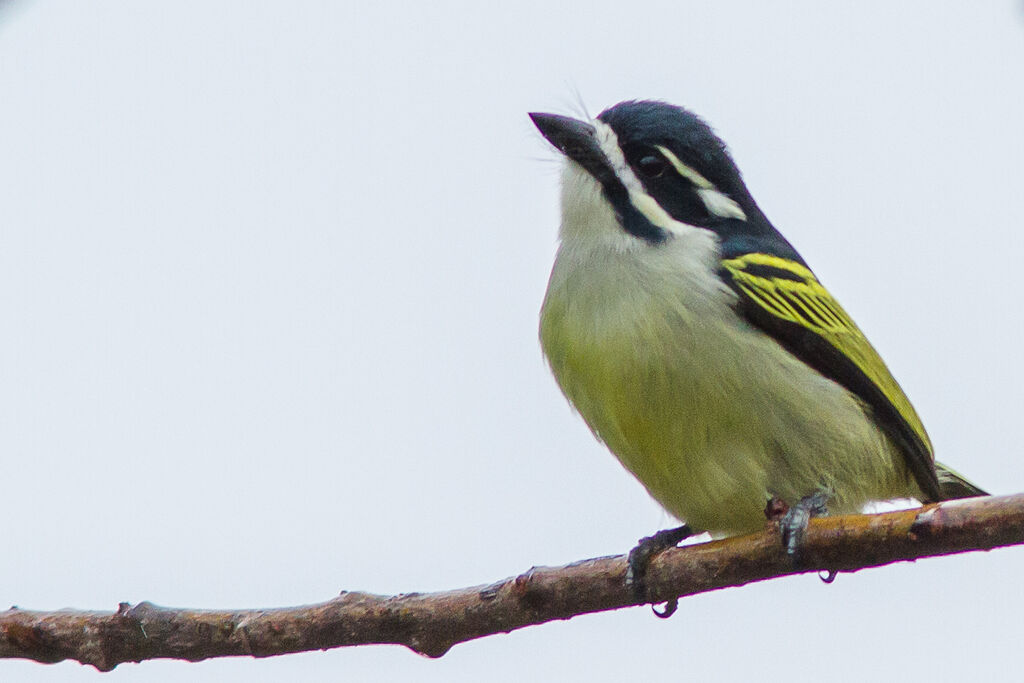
[2,494,1020,671]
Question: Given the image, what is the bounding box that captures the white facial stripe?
[656,145,747,221]
[594,120,644,193]
[594,122,746,228]
[655,145,713,189]
[627,188,687,232]
[592,121,698,236]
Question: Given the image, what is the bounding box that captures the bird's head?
[530,100,789,258]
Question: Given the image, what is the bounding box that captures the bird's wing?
[718,252,940,502]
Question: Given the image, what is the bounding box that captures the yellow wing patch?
[720,253,933,457]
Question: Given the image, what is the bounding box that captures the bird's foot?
[777,491,829,563]
[626,525,692,618]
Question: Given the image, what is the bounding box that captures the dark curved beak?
[529,113,596,157]
[529,112,616,185]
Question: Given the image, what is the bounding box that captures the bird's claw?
[625,525,692,617]
[779,491,829,563]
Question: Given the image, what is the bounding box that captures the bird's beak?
[529,113,597,158]
[529,112,616,186]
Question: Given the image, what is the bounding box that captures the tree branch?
[3,493,1022,671]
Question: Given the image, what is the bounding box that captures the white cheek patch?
[697,188,747,221]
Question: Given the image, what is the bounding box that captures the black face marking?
[600,102,751,230]
[531,101,797,249]
[620,143,714,228]
[594,100,806,253]
[598,101,743,197]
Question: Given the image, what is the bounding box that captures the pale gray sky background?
[2,2,1023,681]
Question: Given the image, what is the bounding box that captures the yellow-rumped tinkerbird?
[530,101,985,574]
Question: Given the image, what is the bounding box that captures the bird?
[530,100,985,560]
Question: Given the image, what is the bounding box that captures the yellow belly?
[540,253,918,536]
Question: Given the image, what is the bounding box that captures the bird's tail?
[935,461,988,500]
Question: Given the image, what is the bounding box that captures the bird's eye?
[637,155,666,178]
